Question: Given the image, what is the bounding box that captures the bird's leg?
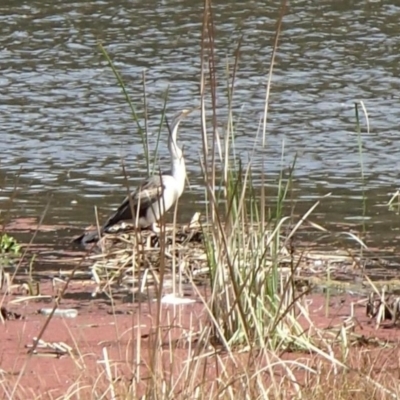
[151,222,161,233]
[151,222,173,233]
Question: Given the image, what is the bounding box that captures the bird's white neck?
[168,114,188,197]
[171,156,186,197]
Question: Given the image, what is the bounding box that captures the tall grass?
[198,0,311,351]
[98,42,170,176]
[354,101,369,239]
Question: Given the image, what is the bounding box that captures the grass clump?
[0,233,21,263]
[199,0,313,353]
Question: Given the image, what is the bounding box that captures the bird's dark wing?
[101,175,165,231]
[73,229,99,245]
[73,176,165,246]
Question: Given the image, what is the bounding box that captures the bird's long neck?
[168,116,187,197]
[171,152,186,196]
[169,124,186,196]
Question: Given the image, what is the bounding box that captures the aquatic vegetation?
[0,233,20,256]
[0,233,21,271]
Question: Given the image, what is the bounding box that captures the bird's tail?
[72,229,101,245]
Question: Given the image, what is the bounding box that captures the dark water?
[1,0,400,251]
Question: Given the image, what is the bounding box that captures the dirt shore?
[1,278,400,399]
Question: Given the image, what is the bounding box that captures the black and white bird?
[73,109,193,245]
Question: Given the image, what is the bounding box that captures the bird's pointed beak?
[167,106,199,138]
[174,106,200,124]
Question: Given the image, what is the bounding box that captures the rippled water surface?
[1,0,400,249]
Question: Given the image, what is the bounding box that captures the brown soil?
[0,280,206,398]
[1,278,400,399]
[2,218,400,398]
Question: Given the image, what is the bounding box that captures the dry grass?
[2,297,400,400]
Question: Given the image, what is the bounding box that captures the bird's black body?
[73,175,168,245]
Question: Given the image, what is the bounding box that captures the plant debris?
[26,337,74,358]
[0,306,23,321]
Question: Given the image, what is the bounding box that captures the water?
[1,0,400,250]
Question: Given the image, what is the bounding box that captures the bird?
[73,109,194,245]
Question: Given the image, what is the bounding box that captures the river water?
[1,0,400,251]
